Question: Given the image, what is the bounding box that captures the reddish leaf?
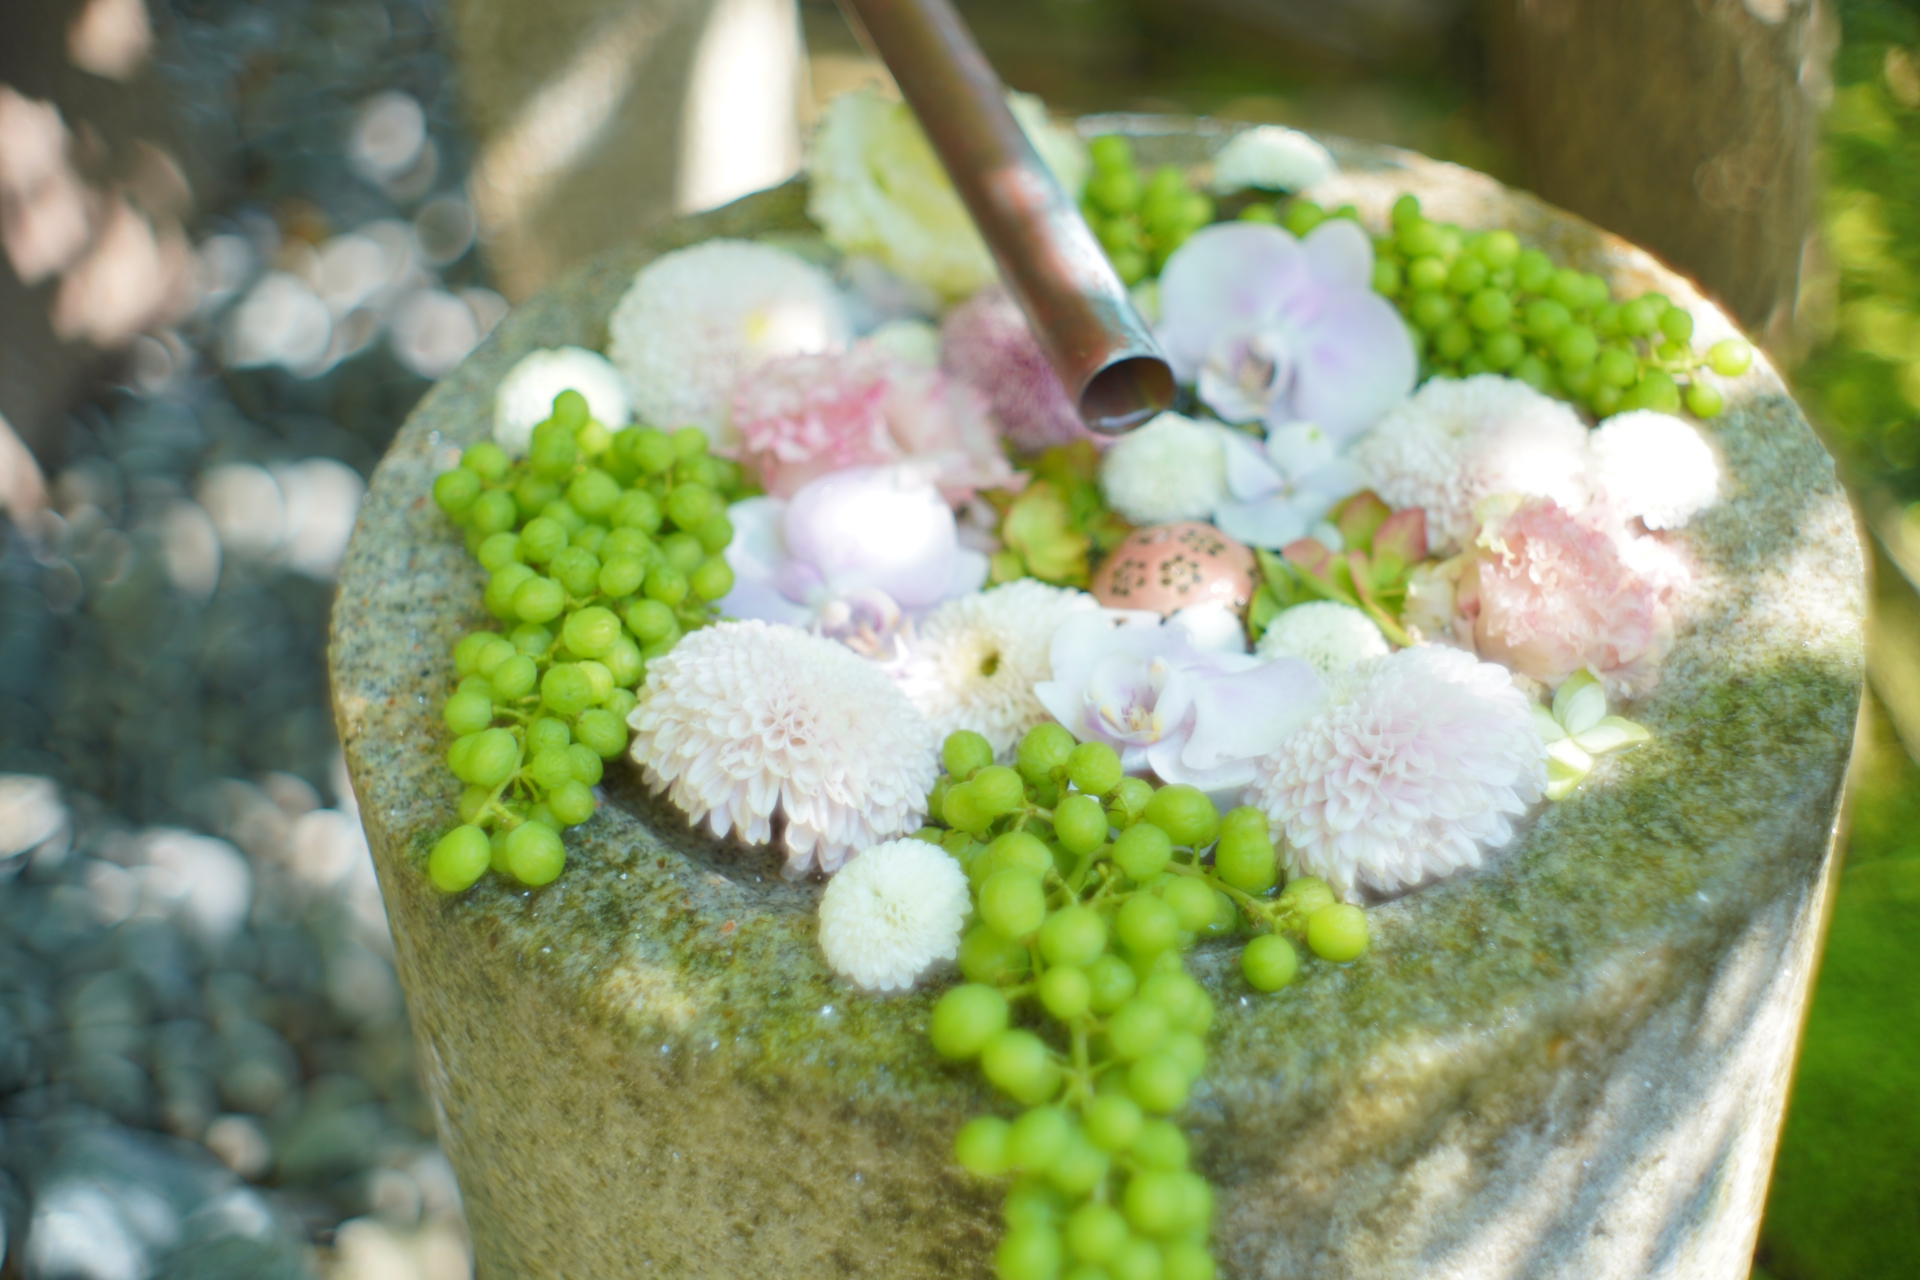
[1332,491,1391,553]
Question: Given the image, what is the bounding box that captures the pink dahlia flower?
[939,287,1091,452]
[1248,645,1545,899]
[1460,497,1685,696]
[733,343,1014,503]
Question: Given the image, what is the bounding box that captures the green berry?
[954,1116,1011,1175]
[1707,338,1752,377]
[943,782,994,836]
[1107,998,1170,1061]
[1107,777,1154,826]
[1086,954,1137,1013]
[1306,903,1369,962]
[1143,786,1219,848]
[1241,934,1299,991]
[1547,268,1587,309]
[1128,1054,1190,1114]
[540,664,594,717]
[1163,1030,1207,1083]
[460,440,510,482]
[526,716,570,756]
[504,821,565,886]
[1109,1237,1164,1280]
[971,765,1027,817]
[1163,1241,1216,1280]
[1409,290,1454,332]
[1370,257,1402,295]
[565,741,604,785]
[429,826,492,893]
[1053,794,1109,856]
[1067,1201,1129,1264]
[941,730,995,779]
[628,428,676,475]
[432,466,481,515]
[644,564,688,607]
[1047,1134,1111,1197]
[1124,1169,1188,1235]
[550,546,600,597]
[548,780,595,827]
[512,576,566,624]
[1159,877,1217,932]
[1684,380,1724,418]
[461,728,519,787]
[1473,228,1521,269]
[1465,288,1512,331]
[1213,821,1276,894]
[960,925,1031,985]
[1066,741,1123,796]
[689,556,733,602]
[1446,256,1488,295]
[567,469,620,518]
[475,533,522,571]
[1112,823,1172,881]
[1039,904,1108,968]
[1084,1094,1144,1152]
[467,490,517,536]
[574,708,626,758]
[562,606,621,658]
[981,1029,1059,1106]
[613,488,663,532]
[1406,255,1448,293]
[671,426,708,459]
[996,1227,1064,1280]
[530,748,575,791]
[1553,325,1599,370]
[442,689,495,736]
[980,869,1047,940]
[1131,1120,1188,1170]
[1038,966,1092,1020]
[491,654,538,701]
[1278,876,1336,917]
[1595,346,1638,389]
[1016,723,1076,785]
[985,831,1054,879]
[624,599,677,644]
[1140,971,1209,1033]
[1513,248,1554,293]
[1116,894,1179,958]
[1008,1106,1071,1171]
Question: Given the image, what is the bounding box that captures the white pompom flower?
[1098,411,1227,525]
[1353,374,1590,554]
[492,346,633,455]
[1209,125,1337,195]
[818,838,971,992]
[1248,645,1546,899]
[1587,410,1722,530]
[1255,602,1390,678]
[606,240,851,449]
[627,621,938,877]
[892,580,1099,756]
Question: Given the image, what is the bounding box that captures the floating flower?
[939,287,1089,452]
[719,464,989,634]
[893,580,1098,756]
[1098,412,1227,526]
[1034,610,1326,791]
[627,621,938,876]
[1212,421,1370,548]
[1208,125,1337,195]
[1531,669,1653,800]
[1248,645,1545,899]
[1156,220,1416,439]
[1255,602,1389,677]
[808,88,1088,301]
[1353,374,1591,554]
[606,240,851,448]
[492,347,632,455]
[733,343,1013,502]
[1460,495,1683,696]
[1586,410,1721,530]
[818,838,972,991]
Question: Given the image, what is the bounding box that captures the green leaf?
[1331,490,1392,553]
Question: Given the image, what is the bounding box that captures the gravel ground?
[0,1,493,1275]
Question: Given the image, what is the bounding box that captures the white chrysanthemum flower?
[1209,125,1337,195]
[1353,375,1590,554]
[1098,411,1227,525]
[627,621,938,876]
[808,88,1088,301]
[492,347,633,456]
[818,838,971,992]
[893,581,1098,756]
[1248,645,1545,899]
[606,240,851,449]
[1255,602,1389,677]
[1587,410,1721,530]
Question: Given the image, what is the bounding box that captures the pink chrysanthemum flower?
[939,287,1091,452]
[1248,645,1545,899]
[733,344,1013,503]
[1459,496,1684,696]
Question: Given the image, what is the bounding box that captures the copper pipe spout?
[835,0,1175,434]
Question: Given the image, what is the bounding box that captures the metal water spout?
[836,0,1176,434]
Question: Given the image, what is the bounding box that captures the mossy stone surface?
[329,129,1864,1279]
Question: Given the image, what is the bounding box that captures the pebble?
[0,0,487,1276]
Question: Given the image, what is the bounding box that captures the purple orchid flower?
[1211,421,1370,549]
[720,464,987,641]
[1033,609,1327,792]
[1157,220,1417,442]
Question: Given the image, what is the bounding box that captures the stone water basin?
[328,125,1865,1279]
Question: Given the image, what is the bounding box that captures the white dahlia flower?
[892,580,1098,756]
[1209,125,1337,195]
[627,621,938,876]
[1353,375,1590,554]
[1248,645,1545,899]
[1098,411,1228,525]
[606,240,851,448]
[1587,410,1722,530]
[1255,601,1390,678]
[492,346,633,455]
[818,838,971,992]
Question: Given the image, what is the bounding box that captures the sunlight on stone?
[678,0,803,213]
[225,271,333,371]
[350,92,428,187]
[197,463,288,559]
[0,412,48,522]
[154,498,221,600]
[67,0,153,80]
[52,195,192,345]
[273,457,366,579]
[0,87,91,284]
[389,288,479,379]
[0,775,66,860]
[413,195,476,268]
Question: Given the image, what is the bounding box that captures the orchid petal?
[1179,656,1326,772]
[1216,425,1284,502]
[1147,733,1260,793]
[1156,223,1307,378]
[1280,290,1418,441]
[1168,601,1250,654]
[1300,218,1375,291]
[1266,421,1336,478]
[1213,495,1312,550]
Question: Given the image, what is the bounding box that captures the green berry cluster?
[1082,136,1215,285]
[1364,194,1754,418]
[922,724,1368,1280]
[422,390,747,893]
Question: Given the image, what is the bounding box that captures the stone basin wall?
[328,129,1865,1279]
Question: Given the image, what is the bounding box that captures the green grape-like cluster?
[1081,136,1216,285]
[1362,194,1754,419]
[923,725,1368,1280]
[421,390,748,893]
